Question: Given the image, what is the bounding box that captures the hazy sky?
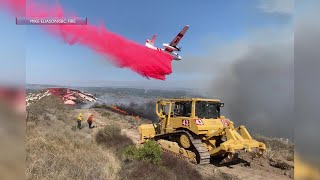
[0,0,292,88]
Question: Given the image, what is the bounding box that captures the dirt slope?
[216,165,291,180]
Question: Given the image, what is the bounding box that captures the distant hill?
[26,84,66,89]
[26,84,210,99]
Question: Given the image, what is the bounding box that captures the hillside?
[26,90,294,180]
[26,96,230,180]
[26,88,97,107]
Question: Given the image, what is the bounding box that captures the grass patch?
[95,125,134,157]
[119,151,205,180]
[161,153,203,179]
[26,98,120,180]
[27,96,71,123]
[102,111,111,117]
[124,141,162,165]
[119,160,174,180]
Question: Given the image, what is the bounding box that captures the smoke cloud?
[294,4,320,166]
[169,0,295,139]
[155,11,294,139]
[211,42,293,138]
[0,0,173,80]
[96,93,157,121]
[117,101,158,122]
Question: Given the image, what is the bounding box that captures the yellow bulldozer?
[138,98,266,164]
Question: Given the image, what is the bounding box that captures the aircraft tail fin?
[149,34,156,45]
[146,34,156,46]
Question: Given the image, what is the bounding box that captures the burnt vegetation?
[92,102,157,123]
[116,101,158,122]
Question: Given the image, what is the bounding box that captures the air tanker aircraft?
[145,25,189,61]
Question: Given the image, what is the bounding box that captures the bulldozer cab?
[174,101,192,117]
[156,100,192,118]
[155,98,225,133]
[156,98,224,119]
[195,101,224,119]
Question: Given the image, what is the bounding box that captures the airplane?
[145,25,189,61]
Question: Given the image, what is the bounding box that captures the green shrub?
[124,140,162,164]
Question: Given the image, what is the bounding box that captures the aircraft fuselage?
[146,43,181,61]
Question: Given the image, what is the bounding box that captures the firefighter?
[87,114,95,129]
[77,113,83,129]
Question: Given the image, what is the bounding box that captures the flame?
[111,105,140,120]
[111,105,128,115]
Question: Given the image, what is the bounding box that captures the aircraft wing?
[165,25,189,52]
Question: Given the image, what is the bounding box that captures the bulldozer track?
[183,131,211,165]
[154,130,211,165]
[161,147,196,163]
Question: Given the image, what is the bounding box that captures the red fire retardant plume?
[0,0,174,80]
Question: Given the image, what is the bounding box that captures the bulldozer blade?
[251,148,265,159]
[220,153,238,164]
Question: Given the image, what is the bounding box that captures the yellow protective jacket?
[77,113,83,121]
